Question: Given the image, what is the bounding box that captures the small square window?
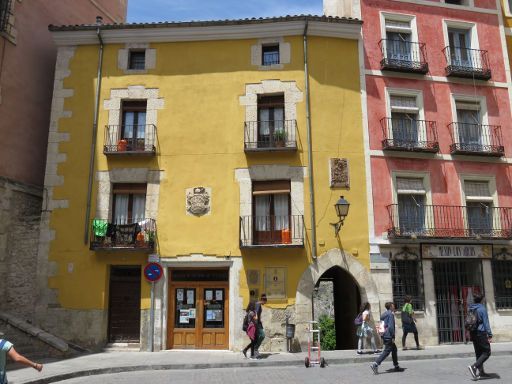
[262,44,280,66]
[128,50,146,70]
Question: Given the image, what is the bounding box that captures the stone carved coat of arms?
[186,187,211,216]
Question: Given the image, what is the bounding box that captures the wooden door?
[167,272,229,349]
[108,266,141,343]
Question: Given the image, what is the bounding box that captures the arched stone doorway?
[313,266,361,349]
[294,248,380,351]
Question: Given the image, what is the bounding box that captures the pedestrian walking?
[253,293,267,358]
[467,293,492,380]
[1,334,43,384]
[356,302,380,355]
[370,302,401,375]
[242,301,259,359]
[401,295,421,350]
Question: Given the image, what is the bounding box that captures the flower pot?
[117,139,128,151]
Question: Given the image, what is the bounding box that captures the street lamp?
[330,196,350,236]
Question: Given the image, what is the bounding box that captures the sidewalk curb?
[18,350,512,384]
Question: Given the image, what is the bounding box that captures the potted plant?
[273,129,286,147]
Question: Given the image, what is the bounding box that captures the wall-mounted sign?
[422,244,492,259]
[265,267,286,299]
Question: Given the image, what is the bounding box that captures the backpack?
[242,313,249,332]
[354,313,363,326]
[464,308,480,331]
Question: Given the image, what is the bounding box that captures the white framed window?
[460,176,498,236]
[385,88,425,146]
[443,20,479,68]
[450,94,489,150]
[117,43,156,74]
[391,172,432,236]
[442,0,472,6]
[380,13,418,63]
[506,0,512,17]
[251,38,290,70]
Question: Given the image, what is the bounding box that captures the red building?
[0,0,127,324]
[326,0,512,344]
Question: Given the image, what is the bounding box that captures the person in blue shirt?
[370,302,401,375]
[1,334,43,384]
[467,293,492,380]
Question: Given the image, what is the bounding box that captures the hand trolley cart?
[304,321,326,368]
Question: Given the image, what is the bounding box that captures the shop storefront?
[166,268,229,349]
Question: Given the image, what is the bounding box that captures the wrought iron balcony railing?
[381,117,439,152]
[90,218,156,251]
[387,204,512,239]
[443,47,491,80]
[379,39,429,74]
[240,215,304,247]
[244,120,297,151]
[263,51,280,66]
[448,123,504,157]
[0,0,12,33]
[104,124,157,155]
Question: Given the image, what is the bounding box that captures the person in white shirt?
[356,302,380,355]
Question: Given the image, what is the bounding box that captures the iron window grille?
[128,50,146,70]
[0,0,12,33]
[492,251,512,309]
[262,44,280,66]
[391,257,425,311]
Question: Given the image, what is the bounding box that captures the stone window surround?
[103,85,164,149]
[239,80,303,150]
[118,43,156,74]
[235,165,306,246]
[251,37,291,70]
[95,168,163,222]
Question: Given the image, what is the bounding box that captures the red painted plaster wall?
[362,0,512,238]
[0,0,127,187]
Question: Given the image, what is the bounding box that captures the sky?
[127,0,323,23]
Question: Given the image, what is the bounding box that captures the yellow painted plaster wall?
[48,35,367,312]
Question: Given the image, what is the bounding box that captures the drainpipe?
[303,18,317,260]
[84,16,105,244]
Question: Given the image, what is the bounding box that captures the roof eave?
[51,19,362,46]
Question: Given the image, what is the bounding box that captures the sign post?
[144,262,163,352]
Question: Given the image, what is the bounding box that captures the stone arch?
[294,248,380,347]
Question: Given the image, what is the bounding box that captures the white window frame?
[450,94,489,148]
[391,172,432,233]
[385,88,425,143]
[251,37,291,70]
[459,175,499,233]
[440,0,474,7]
[443,20,479,60]
[380,12,418,43]
[505,0,512,17]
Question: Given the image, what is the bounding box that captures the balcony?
[378,39,429,74]
[244,120,297,152]
[443,47,491,80]
[104,124,157,156]
[387,204,512,239]
[448,123,504,157]
[90,218,156,251]
[239,215,304,247]
[381,118,439,153]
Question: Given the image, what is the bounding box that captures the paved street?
[60,356,510,384]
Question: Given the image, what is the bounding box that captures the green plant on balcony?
[273,128,286,147]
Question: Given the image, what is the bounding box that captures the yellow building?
[37,15,373,351]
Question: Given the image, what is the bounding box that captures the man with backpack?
[467,293,493,380]
[370,302,401,375]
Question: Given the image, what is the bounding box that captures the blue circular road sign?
[144,262,163,282]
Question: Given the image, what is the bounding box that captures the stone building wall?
[0,177,42,322]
